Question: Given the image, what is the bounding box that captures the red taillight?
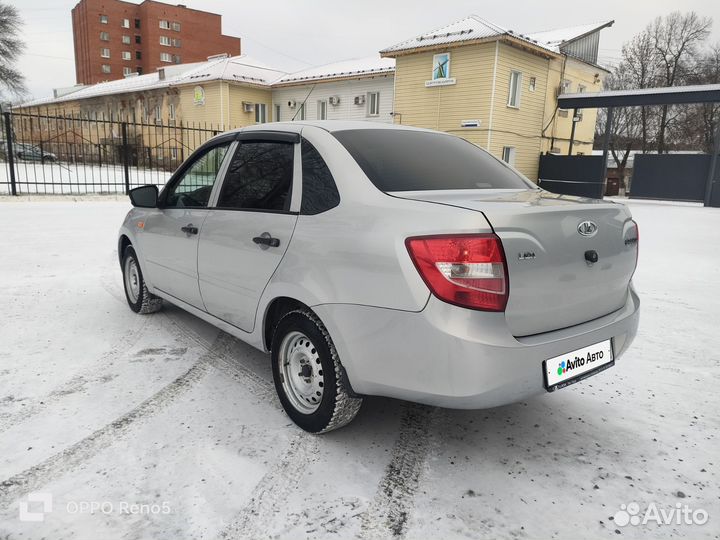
[630,219,639,278]
[405,234,509,311]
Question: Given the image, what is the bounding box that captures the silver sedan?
[118,121,639,433]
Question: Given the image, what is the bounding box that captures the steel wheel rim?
[279,331,324,414]
[124,256,140,304]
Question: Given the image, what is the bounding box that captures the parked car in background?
[14,143,57,162]
[117,121,640,433]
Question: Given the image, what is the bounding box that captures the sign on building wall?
[425,53,456,87]
[193,86,205,106]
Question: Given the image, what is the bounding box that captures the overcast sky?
[8,0,720,100]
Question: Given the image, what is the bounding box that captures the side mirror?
[129,185,158,208]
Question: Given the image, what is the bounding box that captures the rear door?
[139,141,232,308]
[198,132,300,332]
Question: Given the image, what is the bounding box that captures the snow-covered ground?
[0,198,718,540]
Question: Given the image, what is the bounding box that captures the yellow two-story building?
[381,16,612,180]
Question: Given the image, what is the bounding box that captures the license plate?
[543,339,614,391]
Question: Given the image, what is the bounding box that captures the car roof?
[227,120,435,135]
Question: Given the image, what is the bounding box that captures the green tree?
[0,2,26,99]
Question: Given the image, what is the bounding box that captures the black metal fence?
[0,110,232,195]
[631,154,719,203]
[537,154,606,199]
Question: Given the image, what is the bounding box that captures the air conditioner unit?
[287,100,297,109]
[242,102,255,113]
[460,119,481,128]
[354,95,365,106]
[329,95,341,106]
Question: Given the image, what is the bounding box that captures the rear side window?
[301,139,340,215]
[332,129,531,192]
[217,142,293,211]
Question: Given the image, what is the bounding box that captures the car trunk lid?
[393,189,638,336]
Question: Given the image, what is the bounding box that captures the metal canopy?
[556,83,720,207]
[558,83,720,109]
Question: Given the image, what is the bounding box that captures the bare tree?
[596,68,643,182]
[618,28,661,151]
[651,12,712,153]
[0,2,25,100]
[674,44,720,152]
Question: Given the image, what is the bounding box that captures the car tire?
[121,245,163,314]
[271,309,363,433]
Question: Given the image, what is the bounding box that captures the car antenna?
[291,84,317,121]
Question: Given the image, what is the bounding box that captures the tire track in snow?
[359,403,437,539]
[0,284,277,511]
[0,352,213,511]
[0,319,151,435]
[219,433,320,539]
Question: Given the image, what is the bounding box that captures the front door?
[198,138,299,332]
[139,142,232,308]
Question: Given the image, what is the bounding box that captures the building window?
[367,92,380,117]
[172,21,181,31]
[432,52,450,80]
[122,35,131,45]
[160,36,171,46]
[171,147,178,159]
[274,104,280,122]
[172,54,181,64]
[155,105,162,123]
[317,100,327,120]
[529,76,536,92]
[121,18,130,28]
[508,71,522,108]
[298,103,306,121]
[134,19,141,29]
[168,103,176,120]
[255,103,267,123]
[502,146,516,166]
[135,35,141,44]
[99,14,108,24]
[136,51,142,60]
[123,67,132,76]
[100,31,110,41]
[122,51,131,61]
[160,52,172,63]
[172,38,181,48]
[137,66,143,75]
[101,64,111,74]
[159,20,170,29]
[100,48,110,58]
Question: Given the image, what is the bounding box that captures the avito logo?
[557,350,605,376]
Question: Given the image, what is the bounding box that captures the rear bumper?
[313,285,639,409]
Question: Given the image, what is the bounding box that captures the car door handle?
[253,234,280,248]
[181,224,199,235]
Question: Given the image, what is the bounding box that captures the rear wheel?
[122,245,162,314]
[271,309,362,433]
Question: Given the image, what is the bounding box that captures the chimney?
[158,68,166,80]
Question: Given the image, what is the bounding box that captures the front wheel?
[121,245,163,314]
[271,309,363,433]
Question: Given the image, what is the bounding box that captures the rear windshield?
[332,129,531,192]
